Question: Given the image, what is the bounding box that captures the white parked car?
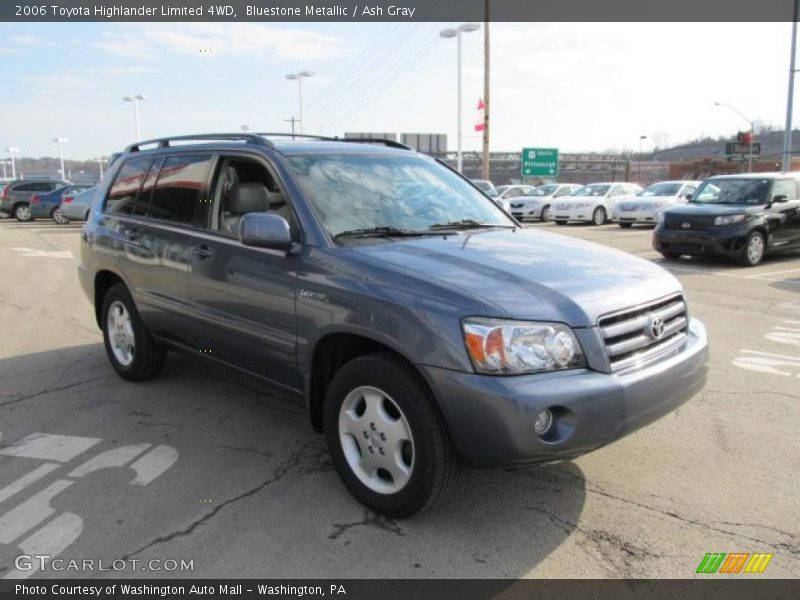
[495,184,539,199]
[509,183,583,221]
[553,182,643,226]
[614,180,700,228]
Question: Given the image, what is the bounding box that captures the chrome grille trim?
[598,294,689,372]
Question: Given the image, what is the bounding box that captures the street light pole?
[122,94,146,141]
[638,135,647,182]
[440,23,480,173]
[286,71,314,135]
[783,0,799,172]
[5,147,19,179]
[94,157,107,180]
[53,138,68,180]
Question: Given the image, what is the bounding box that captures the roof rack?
[125,133,273,153]
[256,132,412,150]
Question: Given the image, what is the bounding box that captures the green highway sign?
[522,147,559,177]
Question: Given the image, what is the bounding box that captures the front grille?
[664,215,715,231]
[598,294,689,372]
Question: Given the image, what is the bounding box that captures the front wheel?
[14,203,33,222]
[592,206,607,226]
[736,231,766,267]
[540,205,552,222]
[101,283,167,381]
[51,207,69,225]
[324,353,460,518]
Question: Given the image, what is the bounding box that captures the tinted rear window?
[106,158,154,215]
[148,154,212,225]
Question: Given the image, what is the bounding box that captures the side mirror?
[239,212,293,252]
[685,193,693,202]
[772,194,788,203]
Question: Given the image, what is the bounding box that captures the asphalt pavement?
[0,218,798,579]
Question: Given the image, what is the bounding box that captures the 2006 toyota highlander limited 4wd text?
[79,133,709,517]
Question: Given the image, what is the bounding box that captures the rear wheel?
[541,205,552,222]
[592,206,607,226]
[619,222,633,229]
[101,283,167,381]
[51,207,69,225]
[555,220,567,226]
[736,231,766,267]
[13,203,33,222]
[324,352,460,518]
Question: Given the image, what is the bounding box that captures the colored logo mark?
[696,552,773,574]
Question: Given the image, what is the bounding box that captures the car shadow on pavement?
[0,344,585,579]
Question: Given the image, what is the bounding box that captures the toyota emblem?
[681,222,691,229]
[647,314,665,340]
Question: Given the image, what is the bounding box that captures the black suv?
[653,173,800,266]
[80,133,708,516]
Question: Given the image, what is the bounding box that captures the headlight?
[463,318,585,375]
[714,214,747,226]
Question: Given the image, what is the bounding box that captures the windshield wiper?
[333,226,432,240]
[428,219,515,230]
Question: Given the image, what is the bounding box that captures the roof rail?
[255,132,333,141]
[125,133,274,153]
[339,138,413,151]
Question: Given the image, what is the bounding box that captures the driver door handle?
[191,244,213,260]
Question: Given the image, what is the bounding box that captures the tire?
[660,251,682,260]
[101,283,167,381]
[592,206,607,226]
[736,231,766,267]
[13,203,33,222]
[619,222,633,229]
[51,207,69,225]
[555,220,567,226]
[323,352,460,518]
[540,205,552,222]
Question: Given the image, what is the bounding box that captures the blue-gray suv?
[79,134,709,516]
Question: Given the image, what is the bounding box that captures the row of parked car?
[475,178,700,226]
[478,173,800,266]
[0,179,99,224]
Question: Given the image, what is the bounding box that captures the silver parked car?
[58,186,98,223]
[614,180,700,228]
[509,183,583,221]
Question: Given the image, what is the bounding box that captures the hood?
[350,228,681,327]
[663,203,760,217]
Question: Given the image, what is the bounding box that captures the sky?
[0,21,796,160]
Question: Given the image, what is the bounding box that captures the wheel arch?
[93,270,127,328]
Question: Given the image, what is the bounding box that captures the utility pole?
[285,116,300,139]
[783,0,799,172]
[481,1,491,181]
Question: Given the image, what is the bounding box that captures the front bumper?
[423,317,708,467]
[616,209,659,224]
[510,204,543,219]
[653,225,749,257]
[553,207,592,222]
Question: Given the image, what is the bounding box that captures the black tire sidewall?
[101,284,150,379]
[323,353,447,517]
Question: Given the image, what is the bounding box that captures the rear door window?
[772,179,797,201]
[148,154,212,225]
[106,158,154,215]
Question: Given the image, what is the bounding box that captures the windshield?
[495,185,510,194]
[691,178,770,205]
[639,182,681,197]
[573,184,610,197]
[471,179,493,192]
[288,154,514,238]
[534,184,559,196]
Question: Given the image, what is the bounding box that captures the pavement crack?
[117,441,329,561]
[0,374,115,408]
[328,509,405,540]
[218,445,272,460]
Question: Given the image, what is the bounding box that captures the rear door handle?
[191,244,213,259]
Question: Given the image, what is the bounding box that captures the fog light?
[534,409,554,435]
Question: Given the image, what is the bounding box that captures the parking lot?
[0,217,798,580]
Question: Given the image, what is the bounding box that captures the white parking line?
[0,464,59,504]
[0,433,101,462]
[68,444,151,478]
[746,267,800,279]
[665,264,800,285]
[129,445,179,486]
[4,512,83,580]
[0,480,73,544]
[9,247,73,259]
